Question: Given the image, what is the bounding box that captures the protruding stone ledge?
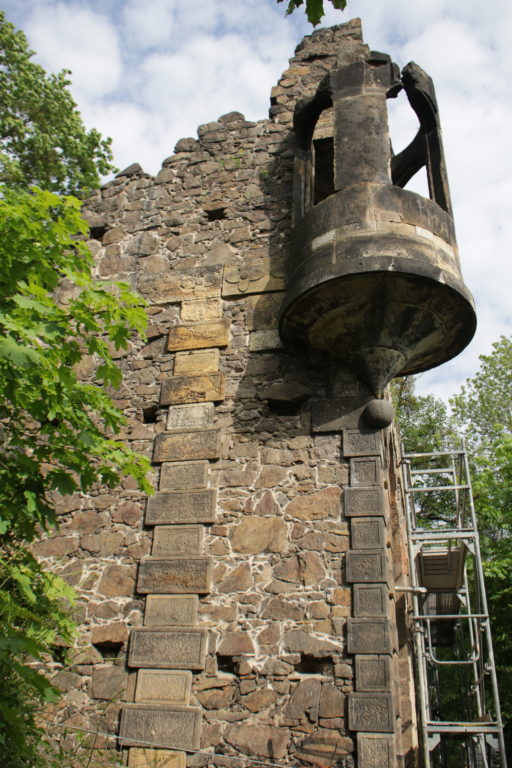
[348,692,395,733]
[347,618,393,654]
[346,550,388,583]
[144,595,198,626]
[153,430,221,463]
[356,733,395,768]
[129,628,208,670]
[355,655,391,691]
[344,486,385,517]
[167,320,230,352]
[137,557,212,594]
[119,704,202,750]
[135,669,192,704]
[160,373,225,405]
[343,429,382,457]
[146,490,216,525]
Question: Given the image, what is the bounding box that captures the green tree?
[0,12,149,766]
[0,11,115,196]
[277,0,347,26]
[392,375,451,453]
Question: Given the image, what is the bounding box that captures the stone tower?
[38,18,476,768]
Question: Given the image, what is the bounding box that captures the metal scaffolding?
[401,446,507,768]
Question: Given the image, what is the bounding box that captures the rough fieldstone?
[319,682,346,717]
[217,631,255,656]
[224,725,290,759]
[97,564,136,597]
[285,487,341,520]
[296,734,353,766]
[91,666,128,701]
[283,630,342,657]
[284,678,321,719]
[230,517,287,554]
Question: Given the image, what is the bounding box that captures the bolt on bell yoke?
[279,35,476,401]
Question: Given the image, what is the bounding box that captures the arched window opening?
[312,107,335,206]
[387,89,429,199]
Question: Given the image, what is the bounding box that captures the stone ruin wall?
[36,20,418,768]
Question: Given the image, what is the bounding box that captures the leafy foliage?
[0,11,115,196]
[0,184,151,765]
[277,0,347,26]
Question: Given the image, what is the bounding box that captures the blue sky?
[3,0,511,403]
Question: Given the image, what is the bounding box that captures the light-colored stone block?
[160,373,225,406]
[152,526,204,557]
[180,299,222,323]
[174,350,219,375]
[146,490,216,525]
[153,430,221,463]
[137,557,212,594]
[159,461,208,491]
[167,321,229,352]
[120,704,201,750]
[129,628,208,670]
[166,402,215,431]
[128,748,186,768]
[144,595,198,627]
[135,670,192,704]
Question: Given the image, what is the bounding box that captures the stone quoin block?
[353,584,389,617]
[167,402,215,431]
[356,733,395,768]
[348,692,395,733]
[350,517,386,549]
[346,549,388,583]
[342,429,382,457]
[153,430,221,463]
[144,595,198,627]
[137,264,222,304]
[347,618,393,654]
[344,486,385,517]
[128,749,186,768]
[119,704,202,750]
[355,655,392,691]
[167,320,230,352]
[137,557,212,594]
[151,526,204,557]
[128,628,208,670]
[134,669,192,704]
[159,461,208,491]
[160,373,225,406]
[350,457,382,486]
[174,349,220,375]
[146,490,216,525]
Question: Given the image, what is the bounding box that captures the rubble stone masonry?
[37,19,418,768]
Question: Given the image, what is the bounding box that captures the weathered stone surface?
[249,330,283,351]
[146,490,216,525]
[137,557,212,594]
[347,619,392,655]
[348,692,395,733]
[159,461,208,491]
[285,487,341,520]
[261,597,304,621]
[353,584,389,617]
[97,564,136,597]
[91,622,128,645]
[343,429,382,457]
[355,655,391,691]
[217,631,255,656]
[180,299,222,324]
[153,429,221,463]
[167,320,230,352]
[174,349,219,375]
[284,678,321,719]
[350,457,382,486]
[346,550,388,583]
[296,734,353,766]
[283,630,342,657]
[311,397,370,432]
[160,373,225,405]
[230,517,287,554]
[224,724,290,759]
[120,705,201,750]
[344,487,385,517]
[144,595,198,626]
[351,517,386,549]
[319,682,346,718]
[246,292,284,330]
[242,688,278,712]
[137,265,222,304]
[129,628,207,669]
[356,733,394,768]
[261,381,313,408]
[217,563,252,593]
[135,669,192,704]
[152,526,204,556]
[128,749,186,768]
[167,402,215,431]
[91,665,128,700]
[222,259,285,298]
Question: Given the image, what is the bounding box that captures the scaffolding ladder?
[401,446,507,768]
